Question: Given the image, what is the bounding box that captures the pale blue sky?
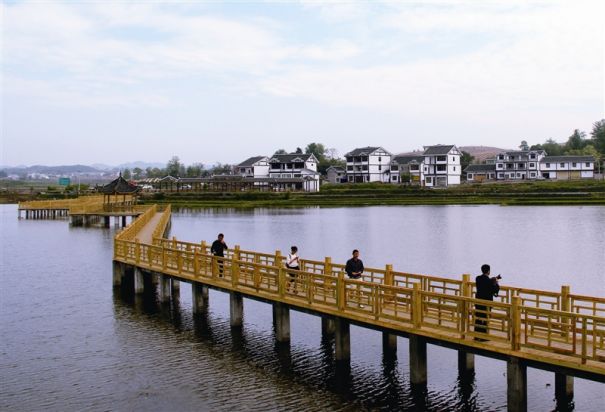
[1,0,604,166]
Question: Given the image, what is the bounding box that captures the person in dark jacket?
[211,233,228,277]
[474,264,500,338]
[345,249,364,279]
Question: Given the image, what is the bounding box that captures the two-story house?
[344,147,392,183]
[540,156,595,180]
[494,150,546,180]
[235,156,269,178]
[389,155,424,184]
[422,145,461,187]
[268,153,320,192]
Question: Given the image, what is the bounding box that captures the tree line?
[525,119,605,161]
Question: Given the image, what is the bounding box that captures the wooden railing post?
[193,249,199,277]
[337,272,345,311]
[461,274,471,337]
[201,240,207,254]
[232,245,241,282]
[135,239,140,264]
[385,264,393,303]
[253,255,261,289]
[172,236,177,249]
[511,295,521,351]
[278,266,285,298]
[561,285,571,338]
[275,250,282,291]
[324,256,332,291]
[412,283,422,329]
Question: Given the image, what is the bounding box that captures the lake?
[1,204,604,411]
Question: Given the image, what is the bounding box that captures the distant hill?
[2,164,101,174]
[397,146,509,164]
[459,146,510,163]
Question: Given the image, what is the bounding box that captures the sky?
[1,0,604,167]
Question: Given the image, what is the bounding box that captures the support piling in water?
[273,302,290,342]
[409,335,427,386]
[507,357,527,412]
[230,292,243,327]
[192,283,209,314]
[334,317,350,362]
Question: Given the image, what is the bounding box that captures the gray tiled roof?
[270,153,315,163]
[392,155,424,165]
[326,166,345,172]
[423,145,456,155]
[345,146,391,156]
[237,156,267,167]
[101,175,140,194]
[540,156,595,162]
[464,164,496,172]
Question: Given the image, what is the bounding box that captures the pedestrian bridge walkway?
[112,204,604,410]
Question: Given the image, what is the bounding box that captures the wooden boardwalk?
[113,204,605,385]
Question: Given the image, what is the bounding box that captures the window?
[518,164,525,169]
[452,156,455,162]
[424,167,428,172]
[468,173,473,179]
[497,164,503,169]
[362,165,368,171]
[498,155,504,160]
[436,165,446,172]
[410,165,419,171]
[378,157,382,162]
[530,172,536,177]
[572,162,577,167]
[545,163,550,168]
[346,157,353,163]
[529,163,535,168]
[437,156,446,162]
[453,166,456,171]
[586,162,590,167]
[560,163,565,167]
[378,165,382,170]
[391,166,398,171]
[347,165,353,171]
[361,156,368,162]
[425,177,432,183]
[530,154,536,159]
[348,176,353,182]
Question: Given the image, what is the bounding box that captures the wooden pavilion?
[101,174,140,211]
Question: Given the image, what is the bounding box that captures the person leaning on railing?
[474,263,500,341]
[211,233,228,278]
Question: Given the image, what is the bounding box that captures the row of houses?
[465,150,595,182]
[326,145,463,187]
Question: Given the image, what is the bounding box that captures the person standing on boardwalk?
[345,249,364,279]
[285,246,300,293]
[474,263,500,339]
[345,249,365,307]
[211,233,228,277]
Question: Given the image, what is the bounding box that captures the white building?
[268,153,320,192]
[495,150,546,180]
[344,147,392,183]
[235,156,269,178]
[390,155,424,184]
[422,145,461,187]
[540,156,595,180]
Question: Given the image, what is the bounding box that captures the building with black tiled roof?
[344,146,392,183]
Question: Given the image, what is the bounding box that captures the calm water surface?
[1,204,604,411]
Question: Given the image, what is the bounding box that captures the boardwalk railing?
[18,195,105,211]
[114,209,605,375]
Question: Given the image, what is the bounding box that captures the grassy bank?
[138,180,605,208]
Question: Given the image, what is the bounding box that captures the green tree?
[274,149,287,155]
[295,147,303,154]
[591,119,605,154]
[519,140,529,151]
[460,151,475,170]
[0,170,7,178]
[132,167,143,179]
[542,138,564,156]
[122,168,131,180]
[186,163,204,177]
[305,142,327,162]
[166,156,181,177]
[565,129,587,151]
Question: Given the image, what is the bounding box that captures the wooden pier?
[18,194,141,227]
[111,204,604,412]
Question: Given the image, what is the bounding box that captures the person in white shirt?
[286,246,300,293]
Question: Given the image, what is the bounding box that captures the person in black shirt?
[474,264,500,338]
[211,233,228,277]
[345,249,364,279]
